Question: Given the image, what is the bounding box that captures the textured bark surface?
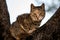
[0,0,10,40]
[31,7,60,40]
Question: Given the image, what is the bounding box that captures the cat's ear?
[41,3,45,10]
[31,4,35,9]
[31,4,35,12]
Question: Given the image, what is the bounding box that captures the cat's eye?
[34,13,36,15]
[39,13,41,15]
[38,8,41,10]
[34,13,37,17]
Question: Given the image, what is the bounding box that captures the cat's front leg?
[20,24,36,33]
[28,28,36,34]
[20,24,34,35]
[20,24,28,33]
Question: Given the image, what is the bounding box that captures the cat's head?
[30,3,45,22]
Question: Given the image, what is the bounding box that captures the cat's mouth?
[38,16,43,21]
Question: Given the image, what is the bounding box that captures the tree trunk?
[0,0,10,40]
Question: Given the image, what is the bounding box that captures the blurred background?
[6,0,60,27]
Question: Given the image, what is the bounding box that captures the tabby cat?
[9,3,45,40]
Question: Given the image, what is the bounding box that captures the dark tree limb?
[0,0,10,40]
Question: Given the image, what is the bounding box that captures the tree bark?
[0,0,10,40]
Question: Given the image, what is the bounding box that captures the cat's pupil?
[33,13,37,18]
[38,8,41,10]
[39,13,41,15]
[34,13,36,15]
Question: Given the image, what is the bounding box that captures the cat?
[9,3,45,40]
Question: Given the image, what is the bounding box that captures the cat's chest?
[24,19,31,24]
[23,17,32,24]
[23,18,31,27]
